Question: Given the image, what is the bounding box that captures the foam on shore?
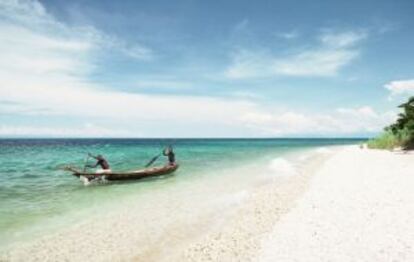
[267,157,297,177]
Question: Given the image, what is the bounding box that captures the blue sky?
[0,0,414,137]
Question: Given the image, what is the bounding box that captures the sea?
[0,138,363,255]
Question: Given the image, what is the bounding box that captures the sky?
[0,0,414,138]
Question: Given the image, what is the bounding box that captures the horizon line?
[0,137,370,140]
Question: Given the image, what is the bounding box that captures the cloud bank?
[385,79,414,98]
[239,106,395,136]
[0,1,395,137]
[226,30,366,79]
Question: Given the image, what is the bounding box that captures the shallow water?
[0,138,363,249]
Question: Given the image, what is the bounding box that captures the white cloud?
[0,0,152,63]
[0,0,51,26]
[320,31,367,48]
[272,49,358,77]
[225,30,366,79]
[0,1,391,137]
[0,79,257,123]
[0,81,396,136]
[103,35,153,60]
[0,24,93,75]
[0,0,263,137]
[239,106,395,136]
[225,49,271,79]
[0,123,136,138]
[385,79,414,97]
[134,80,192,89]
[0,62,395,137]
[336,106,378,118]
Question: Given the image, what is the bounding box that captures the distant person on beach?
[163,146,175,165]
[87,154,111,173]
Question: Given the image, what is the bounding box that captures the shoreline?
[176,146,338,261]
[1,145,338,261]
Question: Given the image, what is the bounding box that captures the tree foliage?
[386,96,414,149]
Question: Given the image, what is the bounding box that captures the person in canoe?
[163,146,175,165]
[86,153,111,174]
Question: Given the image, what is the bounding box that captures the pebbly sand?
[177,147,332,262]
[2,146,413,261]
[259,146,414,261]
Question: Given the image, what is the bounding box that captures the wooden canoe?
[66,163,179,181]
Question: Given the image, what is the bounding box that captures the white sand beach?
[2,146,413,261]
[2,0,413,261]
[259,146,414,262]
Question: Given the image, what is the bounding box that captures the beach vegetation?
[368,96,414,150]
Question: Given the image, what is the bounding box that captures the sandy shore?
[2,146,413,261]
[178,147,333,262]
[0,147,334,262]
[260,146,414,261]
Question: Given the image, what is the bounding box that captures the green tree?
[368,96,414,150]
[389,96,414,149]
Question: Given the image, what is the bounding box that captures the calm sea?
[0,138,363,248]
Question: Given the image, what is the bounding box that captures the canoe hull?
[70,164,179,181]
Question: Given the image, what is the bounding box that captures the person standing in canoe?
[86,153,111,174]
[163,146,175,165]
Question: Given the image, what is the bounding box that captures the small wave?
[267,158,297,176]
[80,176,108,186]
[79,176,91,186]
[315,147,332,154]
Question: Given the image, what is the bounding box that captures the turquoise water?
[0,138,363,247]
